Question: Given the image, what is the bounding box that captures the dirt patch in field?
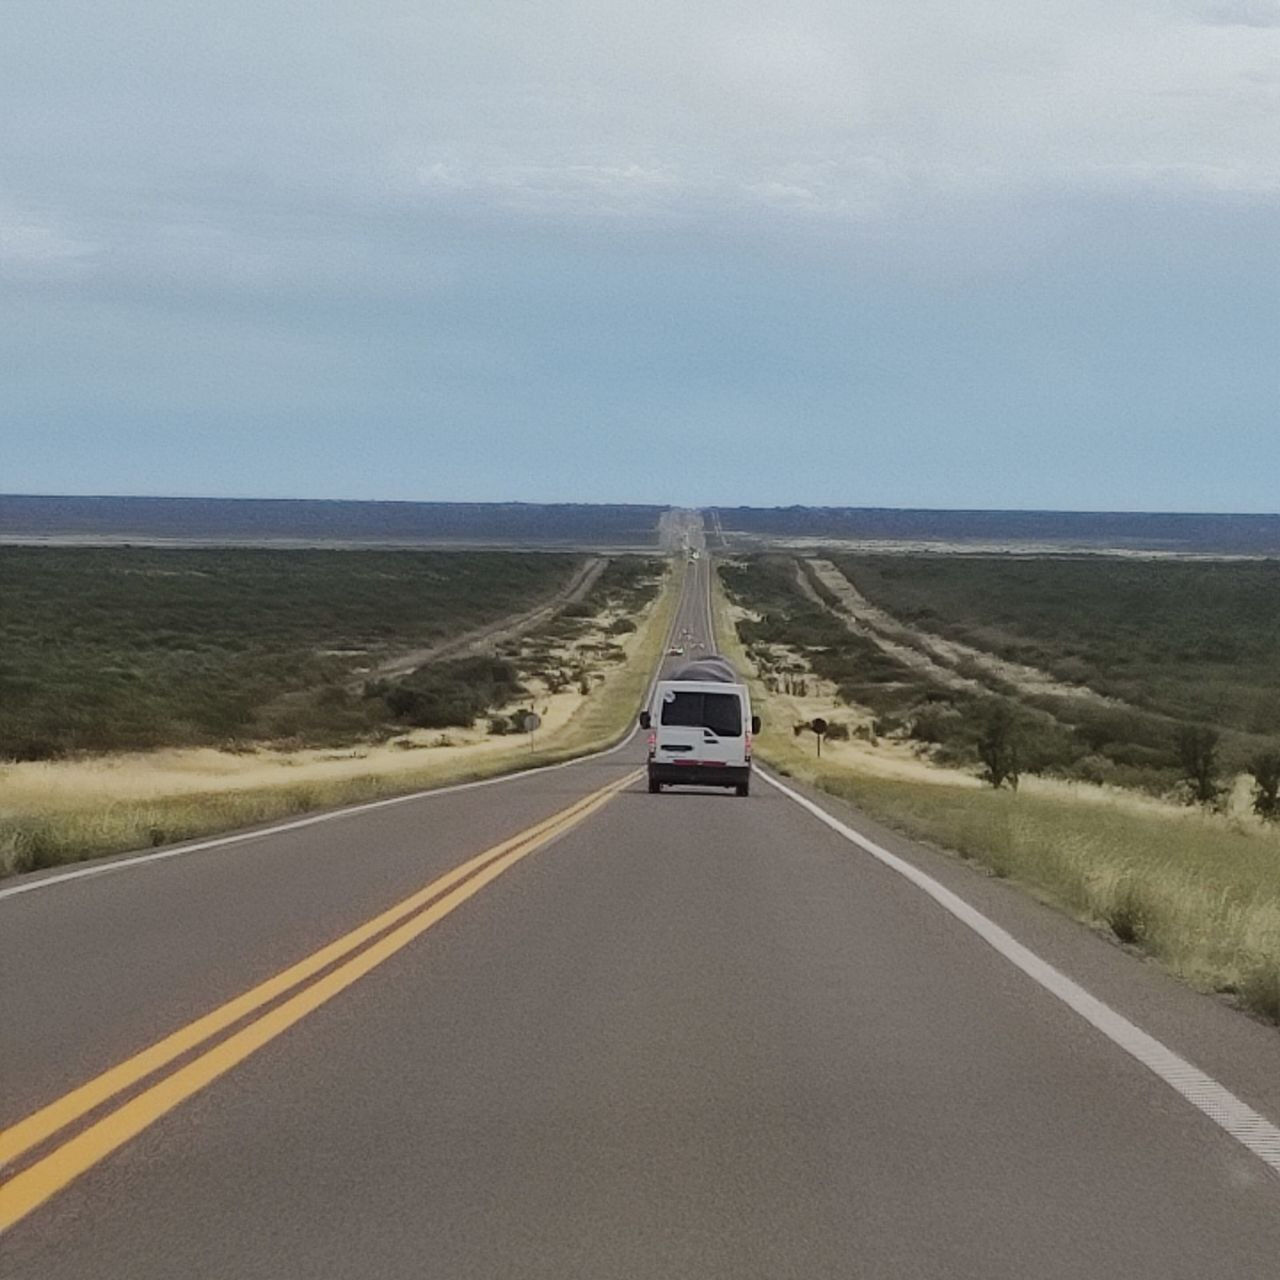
[360,556,607,683]
[794,562,983,696]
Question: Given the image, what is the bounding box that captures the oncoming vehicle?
[639,656,759,796]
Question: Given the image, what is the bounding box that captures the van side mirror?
[751,715,761,735]
[639,711,651,729]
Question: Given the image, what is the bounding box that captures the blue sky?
[2,1,1277,511]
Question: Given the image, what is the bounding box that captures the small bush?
[976,703,1020,790]
[1018,721,1081,775]
[1070,754,1116,786]
[1175,725,1222,807]
[1106,880,1154,946]
[316,684,349,708]
[933,739,975,767]
[1240,964,1280,1022]
[909,705,958,744]
[386,656,524,730]
[1249,750,1280,822]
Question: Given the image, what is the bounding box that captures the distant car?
[666,645,685,656]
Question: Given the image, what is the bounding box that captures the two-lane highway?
[2,553,1278,1278]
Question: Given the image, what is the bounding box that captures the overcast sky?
[2,1,1277,510]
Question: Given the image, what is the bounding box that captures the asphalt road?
[2,554,1278,1278]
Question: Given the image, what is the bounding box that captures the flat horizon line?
[3,494,1277,518]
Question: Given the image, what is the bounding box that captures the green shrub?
[1249,750,1280,821]
[1240,964,1280,1022]
[386,657,525,730]
[977,703,1020,790]
[1018,720,1082,774]
[1069,754,1116,785]
[1176,725,1223,807]
[910,704,962,745]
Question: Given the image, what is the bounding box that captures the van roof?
[668,656,738,683]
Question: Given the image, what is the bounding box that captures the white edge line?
[0,559,689,904]
[759,768,1280,1179]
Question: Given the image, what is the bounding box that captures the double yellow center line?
[0,769,638,1232]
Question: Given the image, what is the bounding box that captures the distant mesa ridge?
[708,506,1280,554]
[1,496,1276,554]
[0,496,666,545]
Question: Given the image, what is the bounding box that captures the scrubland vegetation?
[0,546,584,757]
[835,554,1280,737]
[722,554,1280,808]
[717,555,1280,1023]
[0,548,670,875]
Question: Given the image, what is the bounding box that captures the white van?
[638,657,759,796]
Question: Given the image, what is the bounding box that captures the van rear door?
[654,684,746,769]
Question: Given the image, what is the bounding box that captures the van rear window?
[660,691,742,736]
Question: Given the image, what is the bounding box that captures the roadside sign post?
[522,711,541,753]
[810,717,828,758]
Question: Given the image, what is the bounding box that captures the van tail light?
[647,731,656,755]
[745,730,752,759]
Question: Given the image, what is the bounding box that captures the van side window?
[660,692,742,736]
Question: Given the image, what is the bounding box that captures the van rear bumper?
[648,762,751,789]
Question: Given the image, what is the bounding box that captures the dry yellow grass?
[0,562,681,877]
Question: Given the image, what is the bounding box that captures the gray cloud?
[1200,1,1280,27]
[4,0,1277,298]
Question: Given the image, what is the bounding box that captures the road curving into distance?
[2,550,1278,1278]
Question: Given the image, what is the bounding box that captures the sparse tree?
[1249,750,1280,822]
[1175,725,1222,806]
[977,704,1020,790]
